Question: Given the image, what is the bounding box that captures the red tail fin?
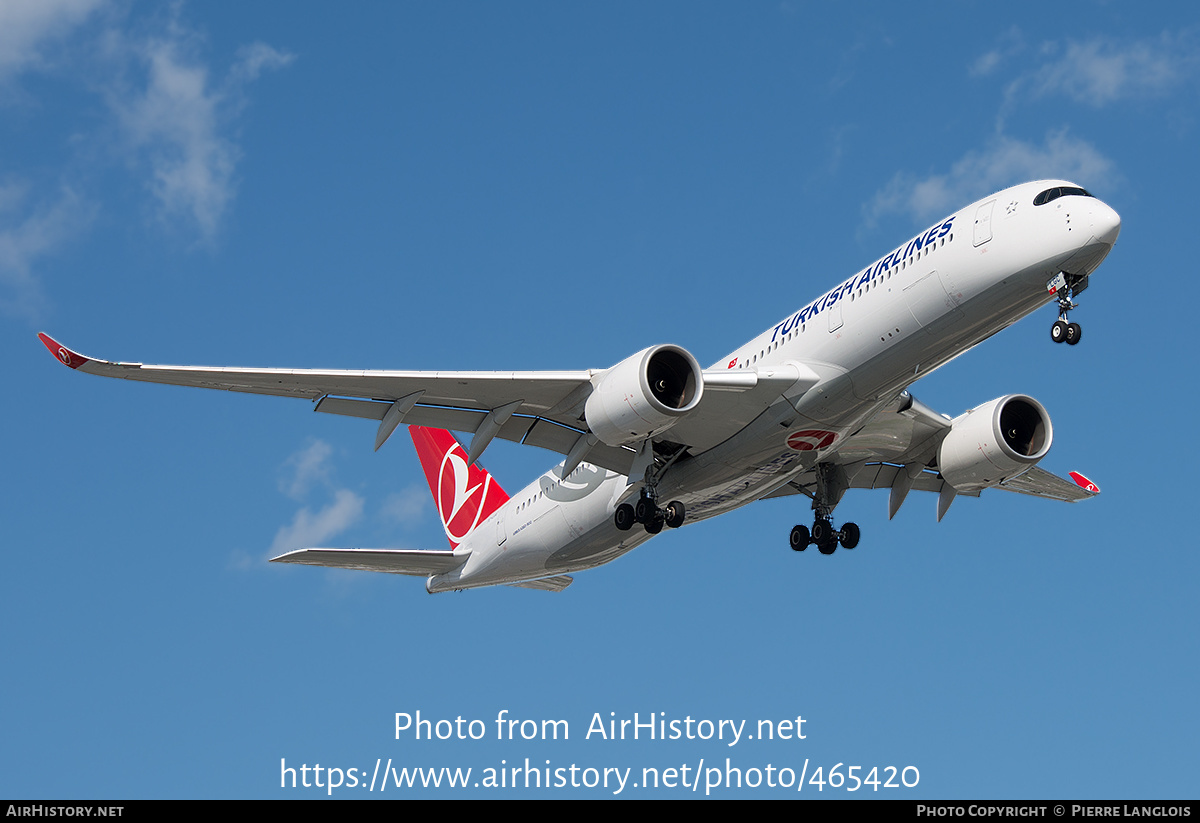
[409,426,510,549]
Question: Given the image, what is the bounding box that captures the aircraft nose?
[1092,201,1121,246]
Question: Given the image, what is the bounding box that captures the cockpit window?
[1033,186,1093,206]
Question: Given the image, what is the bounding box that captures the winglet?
[1068,471,1101,494]
[38,333,90,370]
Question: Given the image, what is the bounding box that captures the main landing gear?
[614,489,685,534]
[789,519,860,554]
[1049,272,1086,346]
[614,442,688,535]
[788,462,860,555]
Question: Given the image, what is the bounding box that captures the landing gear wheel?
[1051,320,1068,343]
[644,517,664,535]
[664,501,686,529]
[1066,322,1082,345]
[634,497,655,524]
[614,503,635,531]
[812,519,838,554]
[789,524,809,552]
[839,522,860,549]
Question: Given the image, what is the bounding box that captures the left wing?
[997,467,1100,501]
[762,391,1099,518]
[271,548,575,592]
[271,548,467,575]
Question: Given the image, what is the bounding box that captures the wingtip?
[38,332,89,369]
[1068,471,1101,495]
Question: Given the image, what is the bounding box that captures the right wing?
[38,333,814,475]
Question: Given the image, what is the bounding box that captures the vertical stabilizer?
[408,426,510,549]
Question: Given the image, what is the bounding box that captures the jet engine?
[937,395,1053,492]
[584,345,703,447]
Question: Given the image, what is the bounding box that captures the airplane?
[39,179,1119,593]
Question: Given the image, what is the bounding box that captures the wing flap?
[270,548,468,576]
[313,395,636,475]
[850,463,951,494]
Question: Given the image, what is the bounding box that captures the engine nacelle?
[937,395,1053,492]
[584,345,703,447]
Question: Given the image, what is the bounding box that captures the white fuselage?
[428,181,1120,592]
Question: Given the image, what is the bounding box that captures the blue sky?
[4,1,1198,799]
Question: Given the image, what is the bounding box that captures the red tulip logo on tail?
[409,426,510,549]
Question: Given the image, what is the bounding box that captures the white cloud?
[381,487,427,527]
[279,438,335,500]
[0,5,293,309]
[1014,33,1194,107]
[269,489,365,555]
[0,0,104,81]
[969,26,1024,78]
[0,183,92,315]
[230,41,294,84]
[971,30,1199,131]
[105,11,293,242]
[865,131,1115,225]
[119,34,233,239]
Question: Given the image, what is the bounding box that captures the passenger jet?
[39,180,1120,593]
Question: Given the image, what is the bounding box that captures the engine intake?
[938,395,1052,492]
[584,345,703,447]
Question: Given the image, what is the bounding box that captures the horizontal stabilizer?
[506,575,574,592]
[270,548,468,576]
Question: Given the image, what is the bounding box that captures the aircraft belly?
[546,526,649,571]
[462,472,643,576]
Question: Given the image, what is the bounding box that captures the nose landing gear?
[1048,272,1086,346]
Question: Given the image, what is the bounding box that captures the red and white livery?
[40,180,1119,592]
